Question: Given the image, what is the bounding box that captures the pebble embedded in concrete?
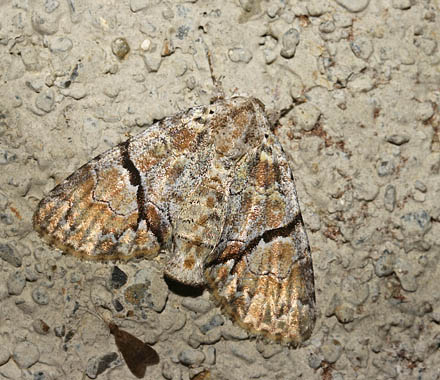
[341,276,369,306]
[143,52,162,72]
[319,21,336,34]
[280,28,300,59]
[7,270,26,295]
[353,173,379,201]
[110,266,128,289]
[289,74,305,100]
[35,89,55,113]
[86,352,119,379]
[181,297,212,314]
[350,37,374,60]
[13,341,40,369]
[130,0,149,12]
[416,101,434,122]
[335,0,370,13]
[32,286,50,305]
[221,324,249,341]
[32,319,50,335]
[375,249,395,277]
[386,134,409,145]
[199,314,224,333]
[126,266,169,312]
[334,302,355,324]
[0,243,22,268]
[228,47,253,63]
[111,38,130,59]
[291,102,320,131]
[178,348,205,367]
[345,339,369,368]
[392,0,412,9]
[377,157,395,176]
[394,258,418,292]
[320,339,342,364]
[31,13,59,35]
[384,184,396,212]
[0,345,10,366]
[203,346,216,365]
[44,0,59,13]
[308,352,323,369]
[48,37,73,53]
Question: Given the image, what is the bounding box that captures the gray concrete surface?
[0,0,439,379]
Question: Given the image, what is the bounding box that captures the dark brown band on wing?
[207,212,304,269]
[119,141,164,245]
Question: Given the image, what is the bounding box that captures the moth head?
[212,97,269,159]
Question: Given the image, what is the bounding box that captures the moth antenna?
[206,51,219,90]
[77,305,108,328]
[205,47,225,102]
[84,286,145,327]
[76,286,115,330]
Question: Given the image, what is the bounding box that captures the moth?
[83,308,159,378]
[107,321,159,378]
[33,96,316,345]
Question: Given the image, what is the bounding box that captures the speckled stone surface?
[0,1,439,379]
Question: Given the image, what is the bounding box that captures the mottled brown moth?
[34,96,316,345]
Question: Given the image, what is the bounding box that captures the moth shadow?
[164,276,204,298]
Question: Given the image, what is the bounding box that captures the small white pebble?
[141,38,151,51]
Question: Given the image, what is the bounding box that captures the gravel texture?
[0,1,439,379]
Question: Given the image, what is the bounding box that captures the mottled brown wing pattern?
[164,176,229,286]
[205,136,315,345]
[33,106,211,261]
[163,97,269,286]
[33,97,316,345]
[33,147,157,261]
